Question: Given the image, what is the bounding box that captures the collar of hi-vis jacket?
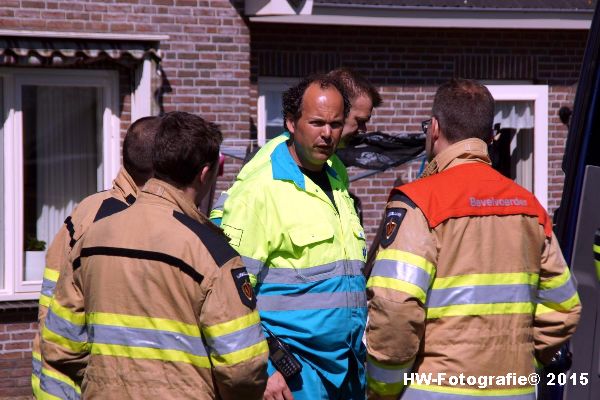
[420,137,491,178]
[112,168,138,205]
[270,138,339,191]
[142,178,211,225]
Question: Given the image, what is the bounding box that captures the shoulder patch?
[389,192,417,209]
[380,207,407,248]
[173,211,239,267]
[93,197,129,223]
[231,267,257,310]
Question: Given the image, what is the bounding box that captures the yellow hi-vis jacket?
[33,168,138,400]
[210,132,349,226]
[366,139,581,400]
[219,138,367,395]
[41,179,268,399]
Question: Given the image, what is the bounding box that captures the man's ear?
[430,116,441,142]
[285,116,296,134]
[199,164,212,186]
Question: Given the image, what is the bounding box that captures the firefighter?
[219,75,367,400]
[41,112,268,399]
[33,116,160,399]
[366,79,581,399]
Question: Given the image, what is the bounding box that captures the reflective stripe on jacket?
[595,229,600,281]
[220,138,367,392]
[366,138,581,399]
[41,179,268,399]
[33,168,137,400]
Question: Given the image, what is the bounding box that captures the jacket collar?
[112,168,139,204]
[142,178,209,224]
[421,138,491,178]
[270,132,339,190]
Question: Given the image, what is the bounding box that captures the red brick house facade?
[0,0,593,396]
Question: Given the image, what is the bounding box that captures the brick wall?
[0,310,37,398]
[250,24,585,240]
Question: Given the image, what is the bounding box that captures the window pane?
[22,85,101,281]
[0,77,4,289]
[492,101,534,191]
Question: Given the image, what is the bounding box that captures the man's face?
[286,84,345,171]
[340,94,373,147]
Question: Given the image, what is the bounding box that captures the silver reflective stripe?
[258,290,366,311]
[40,375,80,400]
[258,260,364,284]
[41,278,57,298]
[32,356,41,378]
[537,278,577,304]
[371,259,431,292]
[242,256,265,276]
[45,310,87,343]
[205,322,265,356]
[367,359,411,384]
[426,284,535,308]
[213,192,228,211]
[401,387,535,400]
[89,324,207,357]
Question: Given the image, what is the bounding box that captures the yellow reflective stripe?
[39,294,52,308]
[537,292,580,313]
[49,302,85,326]
[409,383,535,396]
[41,366,81,395]
[433,273,538,290]
[44,268,60,282]
[210,340,268,366]
[42,325,88,353]
[539,268,571,291]
[87,312,199,337]
[427,302,534,319]
[32,350,42,362]
[91,343,211,368]
[32,374,42,399]
[367,276,427,303]
[377,249,436,277]
[367,375,404,396]
[203,311,261,338]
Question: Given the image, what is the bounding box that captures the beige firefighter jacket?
[366,139,581,400]
[41,178,268,399]
[34,168,138,399]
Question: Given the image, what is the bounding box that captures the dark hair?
[281,73,351,130]
[152,111,222,187]
[432,78,495,143]
[123,116,161,186]
[328,68,382,108]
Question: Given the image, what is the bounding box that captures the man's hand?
[263,371,294,400]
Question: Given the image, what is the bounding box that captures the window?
[486,85,549,210]
[0,69,120,300]
[257,77,299,145]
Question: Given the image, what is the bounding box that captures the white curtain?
[493,101,534,191]
[33,86,99,247]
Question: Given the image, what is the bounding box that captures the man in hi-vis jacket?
[366,79,581,400]
[42,112,268,399]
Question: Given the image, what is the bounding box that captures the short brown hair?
[328,68,382,108]
[153,112,222,187]
[432,79,494,143]
[123,116,161,186]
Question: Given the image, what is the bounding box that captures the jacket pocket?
[288,225,334,247]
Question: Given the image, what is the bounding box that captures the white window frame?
[486,85,549,211]
[0,68,120,301]
[257,77,299,145]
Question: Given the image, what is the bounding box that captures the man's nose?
[322,124,332,139]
